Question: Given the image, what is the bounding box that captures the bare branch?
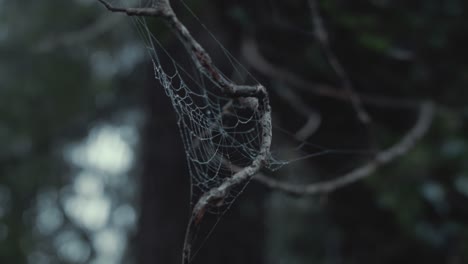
[254,101,434,196]
[96,1,272,263]
[97,0,172,16]
[242,38,419,110]
[271,82,322,140]
[98,0,264,97]
[308,0,370,123]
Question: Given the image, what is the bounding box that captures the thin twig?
[254,101,434,195]
[242,38,419,110]
[270,82,321,140]
[96,1,272,263]
[308,0,370,123]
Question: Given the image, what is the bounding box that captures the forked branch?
[96,1,272,263]
[254,101,434,195]
[242,38,419,110]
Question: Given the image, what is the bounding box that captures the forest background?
[1,0,468,263]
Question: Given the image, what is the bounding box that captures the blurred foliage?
[0,0,144,263]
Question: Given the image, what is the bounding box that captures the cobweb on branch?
[121,0,360,212]
[103,0,378,258]
[95,2,434,262]
[101,0,371,218]
[129,10,276,215]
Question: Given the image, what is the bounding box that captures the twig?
[308,0,370,123]
[95,1,272,263]
[242,38,419,110]
[254,101,434,195]
[271,82,321,140]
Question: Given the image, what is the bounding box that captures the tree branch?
[254,101,434,196]
[308,0,370,123]
[96,1,272,263]
[242,37,419,110]
[270,82,321,140]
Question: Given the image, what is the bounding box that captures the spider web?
[122,0,278,217]
[120,0,361,215]
[101,1,382,260]
[107,1,380,258]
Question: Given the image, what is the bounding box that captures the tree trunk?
[137,68,190,264]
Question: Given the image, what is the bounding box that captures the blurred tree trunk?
[137,68,189,264]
